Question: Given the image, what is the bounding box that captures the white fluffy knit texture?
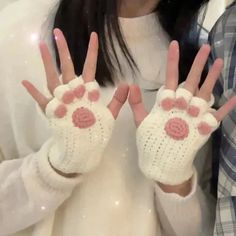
[46,76,114,174]
[137,85,219,185]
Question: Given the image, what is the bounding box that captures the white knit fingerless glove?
[137,85,219,185]
[45,76,114,174]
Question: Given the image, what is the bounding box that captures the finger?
[82,32,99,83]
[197,58,223,101]
[22,80,49,111]
[39,42,60,94]
[54,28,75,84]
[165,41,179,91]
[184,44,211,94]
[128,84,148,127]
[107,83,129,119]
[214,96,236,122]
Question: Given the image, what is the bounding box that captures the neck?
[118,0,159,18]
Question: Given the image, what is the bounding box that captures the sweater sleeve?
[0,140,82,235]
[155,169,215,236]
[0,1,82,234]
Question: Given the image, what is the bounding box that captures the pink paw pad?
[72,107,96,129]
[54,104,67,118]
[175,97,188,110]
[197,122,212,135]
[74,85,86,99]
[62,91,75,104]
[188,106,200,117]
[161,98,175,111]
[165,117,189,140]
[88,90,100,102]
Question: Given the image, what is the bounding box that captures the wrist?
[157,178,192,197]
[35,139,82,191]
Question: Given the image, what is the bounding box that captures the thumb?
[128,84,148,127]
[107,83,129,119]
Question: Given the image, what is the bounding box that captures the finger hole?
[198,113,219,135]
[175,87,193,110]
[85,81,100,101]
[88,90,100,102]
[74,85,86,99]
[54,104,67,118]
[45,98,61,118]
[54,84,74,103]
[161,98,175,111]
[68,76,86,99]
[197,122,212,135]
[175,97,188,110]
[187,97,209,117]
[156,86,175,109]
[62,91,75,104]
[188,105,200,117]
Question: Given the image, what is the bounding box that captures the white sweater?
[0,1,215,235]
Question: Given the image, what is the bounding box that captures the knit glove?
[46,76,114,174]
[137,85,219,185]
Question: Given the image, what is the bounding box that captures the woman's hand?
[129,41,236,186]
[23,29,129,175]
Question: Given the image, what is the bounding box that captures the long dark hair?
[53,0,209,86]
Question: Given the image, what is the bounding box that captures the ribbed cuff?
[36,139,82,192]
